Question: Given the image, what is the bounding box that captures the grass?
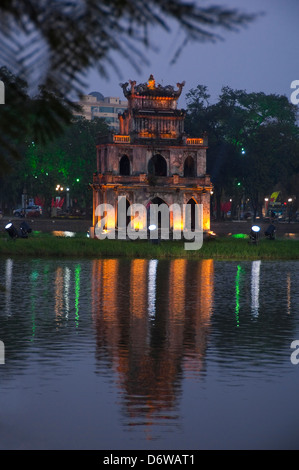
[0,231,299,260]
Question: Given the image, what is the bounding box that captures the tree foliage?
[0,66,79,175]
[0,115,109,214]
[185,85,299,219]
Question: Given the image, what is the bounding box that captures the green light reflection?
[235,265,242,327]
[75,264,81,327]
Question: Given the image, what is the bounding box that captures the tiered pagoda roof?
[120,75,185,102]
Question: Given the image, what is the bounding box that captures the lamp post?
[288,198,293,223]
[264,197,269,219]
[22,186,27,216]
[52,184,64,216]
[249,225,261,244]
[66,187,70,212]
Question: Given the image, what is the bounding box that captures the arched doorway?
[119,155,130,175]
[184,156,195,177]
[148,154,167,176]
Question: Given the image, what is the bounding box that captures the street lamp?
[5,222,19,239]
[66,187,70,211]
[288,198,293,223]
[264,198,269,219]
[249,225,261,244]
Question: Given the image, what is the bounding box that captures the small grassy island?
[0,231,298,260]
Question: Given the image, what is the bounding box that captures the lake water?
[0,257,299,450]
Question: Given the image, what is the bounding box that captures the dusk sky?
[85,0,299,107]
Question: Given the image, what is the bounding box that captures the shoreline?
[1,215,299,237]
[1,216,299,260]
[0,234,298,261]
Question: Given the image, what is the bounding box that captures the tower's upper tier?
[120,75,185,111]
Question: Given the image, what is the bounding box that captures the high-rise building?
[73,91,128,131]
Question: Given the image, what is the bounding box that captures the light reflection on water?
[0,257,299,449]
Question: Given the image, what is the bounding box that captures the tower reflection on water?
[91,258,214,424]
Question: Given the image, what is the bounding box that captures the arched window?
[184,156,195,177]
[119,155,130,176]
[148,154,167,176]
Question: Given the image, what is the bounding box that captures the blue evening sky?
[84,0,299,107]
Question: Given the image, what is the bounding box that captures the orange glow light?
[186,138,203,145]
[147,74,156,89]
[139,131,155,138]
[203,215,210,231]
[132,211,145,231]
[113,135,130,143]
[161,133,176,139]
[173,220,184,231]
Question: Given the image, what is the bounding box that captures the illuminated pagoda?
[90,75,212,238]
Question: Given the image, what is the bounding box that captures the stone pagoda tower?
[90,75,212,238]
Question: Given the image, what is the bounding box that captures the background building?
[73,91,128,131]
